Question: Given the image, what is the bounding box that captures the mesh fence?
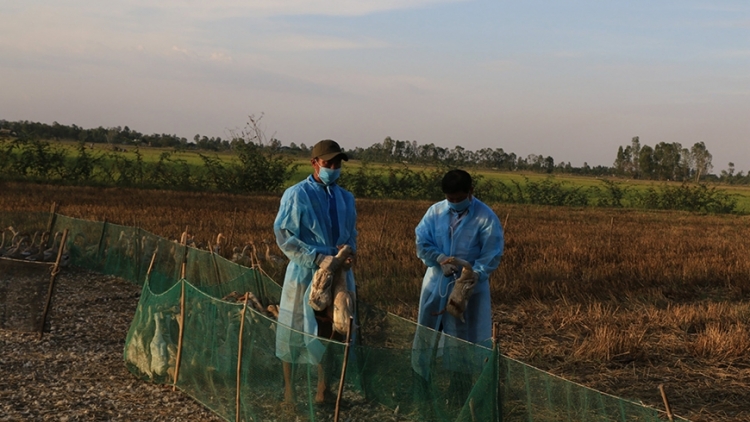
[0,259,53,332]
[1,211,687,421]
[0,211,59,333]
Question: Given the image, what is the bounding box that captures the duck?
[24,231,49,261]
[2,234,30,259]
[150,312,170,377]
[261,240,285,265]
[42,232,62,262]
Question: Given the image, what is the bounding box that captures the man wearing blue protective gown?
[274,139,357,405]
[412,169,503,395]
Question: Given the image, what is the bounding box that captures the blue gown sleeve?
[415,205,443,267]
[274,187,322,269]
[471,209,504,280]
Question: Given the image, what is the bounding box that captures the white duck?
[150,312,170,377]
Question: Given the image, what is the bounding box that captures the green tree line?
[4,119,744,183]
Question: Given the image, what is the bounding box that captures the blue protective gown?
[412,196,503,376]
[274,175,357,364]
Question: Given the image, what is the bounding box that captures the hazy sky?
[2,1,749,171]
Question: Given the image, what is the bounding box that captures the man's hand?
[438,254,458,277]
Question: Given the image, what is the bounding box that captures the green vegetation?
[1,130,748,214]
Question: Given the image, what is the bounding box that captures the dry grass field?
[2,180,750,421]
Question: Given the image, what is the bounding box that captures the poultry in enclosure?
[309,244,353,312]
[5,226,18,240]
[261,240,286,265]
[248,240,261,268]
[2,234,30,259]
[230,246,242,262]
[213,233,225,255]
[125,305,154,377]
[0,227,17,255]
[73,233,98,259]
[231,244,252,267]
[118,231,137,258]
[150,312,170,377]
[25,232,50,261]
[21,231,41,258]
[42,232,62,262]
[222,291,273,317]
[222,291,242,301]
[266,304,279,319]
[179,227,190,245]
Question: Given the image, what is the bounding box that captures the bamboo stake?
[659,384,674,422]
[334,316,354,422]
[97,218,108,256]
[38,229,68,340]
[172,280,186,391]
[45,202,58,241]
[503,212,510,230]
[180,231,188,280]
[235,296,249,422]
[146,249,158,277]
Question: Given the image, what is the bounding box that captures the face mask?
[318,166,341,185]
[448,197,471,213]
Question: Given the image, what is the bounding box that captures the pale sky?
[1,1,749,171]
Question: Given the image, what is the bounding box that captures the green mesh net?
[0,212,687,421]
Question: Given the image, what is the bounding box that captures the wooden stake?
[503,212,510,230]
[180,233,188,280]
[173,281,186,391]
[97,219,108,256]
[38,229,68,340]
[659,384,674,422]
[235,296,249,422]
[146,249,158,277]
[45,202,58,242]
[334,317,354,422]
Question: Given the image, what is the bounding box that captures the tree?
[638,145,655,179]
[653,142,682,180]
[630,137,641,178]
[543,156,554,173]
[614,146,630,175]
[690,141,713,182]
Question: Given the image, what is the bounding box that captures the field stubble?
[2,181,750,421]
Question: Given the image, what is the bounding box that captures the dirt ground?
[0,265,419,422]
[0,266,224,422]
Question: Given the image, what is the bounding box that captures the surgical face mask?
[448,196,471,213]
[318,166,341,185]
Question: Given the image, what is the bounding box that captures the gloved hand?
[437,254,458,277]
[316,254,340,273]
